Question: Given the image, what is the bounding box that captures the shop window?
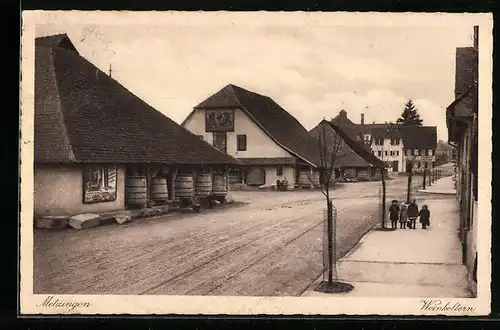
[83,166,117,203]
[237,134,247,151]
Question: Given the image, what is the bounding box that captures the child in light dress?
[399,203,408,229]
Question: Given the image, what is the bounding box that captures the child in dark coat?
[419,204,431,229]
[407,199,419,229]
[389,200,400,229]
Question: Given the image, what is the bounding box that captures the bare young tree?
[308,124,347,289]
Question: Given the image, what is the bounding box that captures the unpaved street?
[34,175,423,296]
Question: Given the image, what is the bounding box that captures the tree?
[309,123,354,293]
[396,99,423,126]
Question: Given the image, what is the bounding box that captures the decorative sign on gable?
[205,109,235,132]
[83,166,118,204]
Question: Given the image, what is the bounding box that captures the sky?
[35,13,478,141]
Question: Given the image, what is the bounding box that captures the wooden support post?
[171,167,178,201]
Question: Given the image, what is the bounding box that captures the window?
[395,139,400,145]
[417,162,421,168]
[414,149,419,156]
[390,138,397,145]
[384,151,388,157]
[375,138,384,145]
[364,134,370,141]
[276,166,283,176]
[396,151,399,156]
[197,135,204,140]
[378,151,382,157]
[428,149,433,156]
[237,134,247,151]
[213,132,227,153]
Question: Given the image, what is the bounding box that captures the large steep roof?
[190,84,321,167]
[35,35,238,165]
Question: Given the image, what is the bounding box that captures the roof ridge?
[49,48,76,162]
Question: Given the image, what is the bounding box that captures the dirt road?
[34,175,423,296]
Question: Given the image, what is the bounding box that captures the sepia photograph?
[20,11,492,315]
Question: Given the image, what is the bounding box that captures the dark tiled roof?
[400,126,438,150]
[237,157,296,165]
[330,110,437,150]
[35,35,238,165]
[193,84,321,167]
[35,33,79,54]
[309,121,373,168]
[455,47,478,99]
[327,121,386,169]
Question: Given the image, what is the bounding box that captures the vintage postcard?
[20,11,492,315]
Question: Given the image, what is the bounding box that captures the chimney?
[361,113,365,125]
[473,25,479,50]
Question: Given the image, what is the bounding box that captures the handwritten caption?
[36,296,91,312]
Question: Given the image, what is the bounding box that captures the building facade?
[446,26,479,295]
[309,120,386,181]
[331,110,437,173]
[182,84,322,189]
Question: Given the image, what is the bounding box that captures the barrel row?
[125,173,228,206]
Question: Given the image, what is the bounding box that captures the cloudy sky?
[35,12,479,141]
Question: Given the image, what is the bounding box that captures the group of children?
[388,199,431,229]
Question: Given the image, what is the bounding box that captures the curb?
[416,189,456,195]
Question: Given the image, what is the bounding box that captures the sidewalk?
[302,197,472,298]
[417,176,456,195]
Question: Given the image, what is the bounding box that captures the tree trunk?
[407,165,412,203]
[327,199,333,284]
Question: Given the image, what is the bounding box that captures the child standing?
[407,199,419,229]
[399,203,408,229]
[419,204,431,229]
[389,200,400,229]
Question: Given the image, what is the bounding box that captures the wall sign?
[205,109,235,132]
[83,166,117,204]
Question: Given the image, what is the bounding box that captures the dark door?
[246,167,266,186]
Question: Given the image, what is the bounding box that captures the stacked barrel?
[125,176,148,208]
[175,173,194,199]
[151,176,169,203]
[195,172,212,197]
[212,173,228,199]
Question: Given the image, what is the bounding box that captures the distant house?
[182,84,321,189]
[309,120,386,181]
[34,34,237,217]
[330,110,437,173]
[446,26,478,295]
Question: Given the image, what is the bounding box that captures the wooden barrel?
[151,176,168,202]
[212,174,228,196]
[125,176,148,207]
[297,170,312,188]
[175,173,194,198]
[195,173,212,197]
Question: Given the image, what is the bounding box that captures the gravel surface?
[34,175,424,296]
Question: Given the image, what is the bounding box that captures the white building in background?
[331,110,437,173]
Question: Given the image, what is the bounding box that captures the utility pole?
[108,64,113,78]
